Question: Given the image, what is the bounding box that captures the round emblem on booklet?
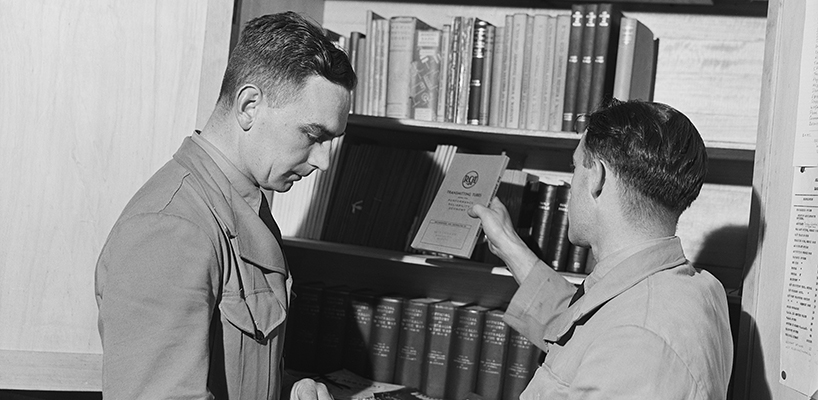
[462,170,479,189]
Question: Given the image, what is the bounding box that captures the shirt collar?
[191,131,263,212]
[583,237,670,291]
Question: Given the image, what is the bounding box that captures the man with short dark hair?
[470,100,733,399]
[95,12,355,399]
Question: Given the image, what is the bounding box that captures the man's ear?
[590,158,607,199]
[235,84,262,131]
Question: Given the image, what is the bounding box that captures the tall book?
[316,285,351,373]
[374,18,391,117]
[348,31,365,114]
[496,14,513,128]
[411,153,509,259]
[523,14,552,131]
[487,25,505,127]
[410,28,443,121]
[421,301,466,399]
[478,24,496,126]
[544,184,571,271]
[446,305,490,400]
[354,35,368,115]
[475,310,511,400]
[538,15,558,131]
[566,243,589,274]
[588,3,623,113]
[435,24,452,123]
[444,17,463,123]
[284,281,324,373]
[467,19,493,125]
[344,289,378,378]
[573,3,599,133]
[548,15,571,132]
[364,11,386,116]
[455,17,475,124]
[516,14,535,129]
[612,17,657,101]
[502,330,543,400]
[387,17,436,119]
[530,183,559,259]
[504,13,529,129]
[561,4,586,132]
[370,294,405,383]
[394,297,443,388]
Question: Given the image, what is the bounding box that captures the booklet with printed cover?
[411,153,509,258]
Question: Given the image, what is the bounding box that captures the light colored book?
[524,14,552,130]
[387,16,436,119]
[411,153,509,259]
[504,13,529,129]
[548,14,571,132]
[410,28,443,121]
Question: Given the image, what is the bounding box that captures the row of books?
[285,283,544,400]
[338,3,657,132]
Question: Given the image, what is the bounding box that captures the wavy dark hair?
[582,99,708,220]
[217,11,356,108]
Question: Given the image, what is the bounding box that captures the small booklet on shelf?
[410,153,509,258]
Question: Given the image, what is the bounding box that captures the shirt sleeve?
[504,260,577,352]
[96,213,220,400]
[568,325,699,400]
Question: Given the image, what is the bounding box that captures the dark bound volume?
[285,281,324,373]
[573,4,599,133]
[316,286,351,373]
[370,294,405,383]
[530,183,559,259]
[566,244,590,274]
[395,298,442,388]
[561,3,586,132]
[422,301,464,398]
[446,305,490,400]
[588,3,622,113]
[467,19,493,125]
[502,330,543,400]
[545,184,571,271]
[475,310,511,400]
[343,289,377,378]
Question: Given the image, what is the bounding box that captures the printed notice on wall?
[780,167,818,395]
[793,0,818,166]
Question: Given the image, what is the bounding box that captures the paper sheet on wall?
[780,167,818,395]
[793,0,818,167]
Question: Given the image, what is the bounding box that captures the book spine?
[467,19,491,125]
[348,31,364,114]
[561,4,586,132]
[475,310,511,400]
[284,282,323,373]
[487,25,504,127]
[502,330,542,400]
[574,4,599,133]
[376,19,391,117]
[422,301,458,398]
[496,14,513,128]
[566,244,590,274]
[455,17,475,125]
[387,17,419,119]
[504,13,528,129]
[588,3,618,113]
[545,184,571,271]
[343,289,377,378]
[549,15,571,132]
[612,17,637,101]
[524,14,550,130]
[411,29,443,122]
[394,298,436,387]
[446,305,488,400]
[370,294,405,382]
[530,183,558,259]
[316,286,350,373]
[539,16,557,130]
[517,15,535,129]
[354,36,368,115]
[445,17,462,123]
[479,25,495,126]
[436,24,452,122]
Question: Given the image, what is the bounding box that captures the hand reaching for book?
[290,378,334,400]
[469,197,540,283]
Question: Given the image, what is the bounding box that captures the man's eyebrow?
[303,123,345,139]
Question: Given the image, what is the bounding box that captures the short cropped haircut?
[583,99,708,219]
[217,11,356,108]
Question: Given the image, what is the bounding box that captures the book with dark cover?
[566,243,589,274]
[284,281,324,373]
[370,294,406,383]
[530,183,559,259]
[467,19,493,125]
[561,4,586,132]
[343,289,378,378]
[588,4,622,113]
[316,285,351,373]
[421,300,465,398]
[612,17,657,102]
[573,3,598,133]
[395,297,443,388]
[502,330,542,400]
[478,24,496,126]
[475,310,511,400]
[446,305,490,400]
[545,184,571,271]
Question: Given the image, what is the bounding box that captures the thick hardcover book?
[566,243,590,274]
[538,15,558,131]
[573,3,599,133]
[410,28,443,121]
[467,19,493,125]
[446,305,490,400]
[478,24,496,126]
[421,301,466,398]
[411,153,509,259]
[387,16,436,119]
[284,281,324,373]
[502,330,543,400]
[487,25,505,127]
[475,310,511,400]
[496,14,513,128]
[364,11,386,116]
[545,184,571,271]
[344,289,378,378]
[523,14,551,130]
[504,13,529,129]
[548,15,571,132]
[530,183,559,258]
[394,297,443,388]
[612,17,657,101]
[517,14,535,129]
[316,285,351,373]
[375,18,391,117]
[370,294,406,383]
[588,3,622,113]
[561,4,586,132]
[348,31,365,114]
